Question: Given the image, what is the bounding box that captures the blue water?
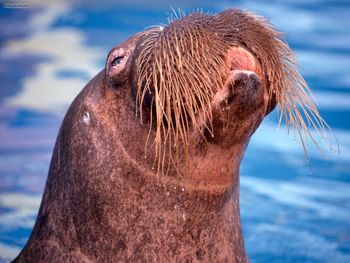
[0,1,349,262]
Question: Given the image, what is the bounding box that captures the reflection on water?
[0,1,349,262]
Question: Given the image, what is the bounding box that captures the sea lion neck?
[63,80,247,261]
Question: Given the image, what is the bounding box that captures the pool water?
[0,1,349,262]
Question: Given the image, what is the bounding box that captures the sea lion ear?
[105,47,132,87]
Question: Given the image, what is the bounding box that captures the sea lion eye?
[111,56,124,67]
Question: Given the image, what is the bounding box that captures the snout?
[208,69,268,147]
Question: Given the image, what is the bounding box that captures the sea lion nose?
[225,70,265,112]
[207,69,267,146]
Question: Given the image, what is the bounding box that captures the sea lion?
[13,9,330,263]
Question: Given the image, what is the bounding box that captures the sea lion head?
[102,9,329,181]
[13,9,336,263]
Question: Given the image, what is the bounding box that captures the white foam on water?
[240,176,350,220]
[1,1,102,115]
[0,193,40,260]
[297,50,350,78]
[250,120,349,163]
[0,193,41,228]
[0,242,20,262]
[245,224,350,262]
[314,91,350,110]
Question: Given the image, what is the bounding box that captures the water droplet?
[173,186,176,190]
[83,111,90,124]
[166,192,170,196]
[174,204,178,209]
[181,187,185,192]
